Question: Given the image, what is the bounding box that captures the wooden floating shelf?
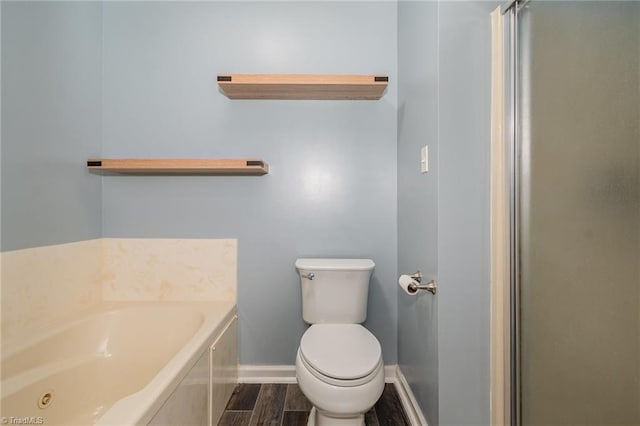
[87,158,269,175]
[217,74,388,100]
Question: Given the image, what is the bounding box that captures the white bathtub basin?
[1,301,236,425]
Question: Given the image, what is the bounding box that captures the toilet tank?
[295,258,375,324]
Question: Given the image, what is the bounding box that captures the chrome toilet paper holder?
[408,271,437,295]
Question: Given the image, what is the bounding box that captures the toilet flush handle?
[301,272,315,280]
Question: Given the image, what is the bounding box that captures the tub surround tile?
[249,384,287,426]
[2,238,237,342]
[1,239,102,339]
[101,238,237,303]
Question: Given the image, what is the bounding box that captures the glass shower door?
[517,2,640,424]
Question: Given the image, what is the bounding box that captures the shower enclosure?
[503,1,640,424]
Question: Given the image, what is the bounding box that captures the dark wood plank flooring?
[219,383,410,426]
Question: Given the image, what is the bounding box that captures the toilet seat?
[299,324,382,387]
[299,348,383,388]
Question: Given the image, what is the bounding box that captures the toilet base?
[307,407,365,426]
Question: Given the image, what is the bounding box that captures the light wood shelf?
[87,158,269,175]
[217,74,388,100]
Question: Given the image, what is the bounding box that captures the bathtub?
[1,301,236,425]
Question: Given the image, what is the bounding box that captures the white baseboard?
[238,364,399,384]
[384,365,397,383]
[394,366,428,426]
[238,365,297,383]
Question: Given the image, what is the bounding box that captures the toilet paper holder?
[408,271,437,295]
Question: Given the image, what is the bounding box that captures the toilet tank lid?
[295,258,375,271]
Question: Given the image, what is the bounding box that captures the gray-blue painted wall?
[1,1,102,251]
[2,1,500,419]
[437,3,496,424]
[100,1,399,365]
[397,1,439,425]
[398,1,497,424]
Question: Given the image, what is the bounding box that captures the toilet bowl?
[295,324,385,426]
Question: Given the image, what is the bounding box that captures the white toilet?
[295,258,385,426]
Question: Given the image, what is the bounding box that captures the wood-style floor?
[219,383,410,426]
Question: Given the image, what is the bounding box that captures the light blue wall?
[1,1,102,251]
[398,1,497,424]
[437,2,496,424]
[2,4,499,419]
[100,1,399,365]
[397,1,439,425]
